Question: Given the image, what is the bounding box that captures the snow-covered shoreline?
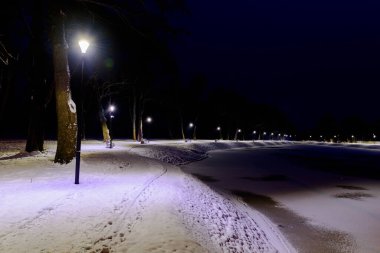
[0,139,296,253]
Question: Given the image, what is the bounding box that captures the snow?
[182,142,380,253]
[68,98,76,113]
[0,139,295,253]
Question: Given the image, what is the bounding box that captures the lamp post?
[235,128,241,141]
[75,39,90,184]
[146,116,152,141]
[216,126,222,140]
[109,105,115,148]
[187,122,194,142]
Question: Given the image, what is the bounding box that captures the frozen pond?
[182,144,380,253]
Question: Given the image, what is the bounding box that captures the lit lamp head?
[238,129,241,133]
[79,39,90,54]
[217,126,221,131]
[109,105,115,112]
[189,122,194,128]
[146,117,152,123]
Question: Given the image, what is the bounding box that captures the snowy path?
[0,140,295,253]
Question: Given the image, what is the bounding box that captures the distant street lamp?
[145,116,152,141]
[235,128,241,141]
[75,39,90,185]
[186,122,194,141]
[108,105,115,148]
[216,126,222,140]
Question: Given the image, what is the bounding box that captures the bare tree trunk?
[0,65,13,130]
[98,106,110,142]
[52,10,77,164]
[101,121,110,142]
[138,114,143,142]
[179,110,185,140]
[26,0,50,152]
[26,83,46,152]
[132,89,137,141]
[137,94,144,142]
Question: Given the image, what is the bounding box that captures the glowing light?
[109,105,115,112]
[263,132,267,135]
[217,126,221,131]
[146,117,152,123]
[78,40,90,54]
[189,123,194,128]
[253,130,256,134]
[238,129,241,133]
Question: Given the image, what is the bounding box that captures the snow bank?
[126,140,291,165]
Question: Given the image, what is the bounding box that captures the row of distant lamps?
[309,134,376,140]
[187,123,292,140]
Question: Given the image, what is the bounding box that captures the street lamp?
[145,116,152,142]
[235,128,241,141]
[189,122,195,140]
[75,39,90,185]
[108,105,115,148]
[216,126,222,140]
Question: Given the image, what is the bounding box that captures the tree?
[88,74,124,142]
[51,9,77,163]
[26,0,53,152]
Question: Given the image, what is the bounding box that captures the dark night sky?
[173,0,380,130]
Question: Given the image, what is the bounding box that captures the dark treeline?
[0,0,294,146]
[3,0,376,149]
[300,114,380,142]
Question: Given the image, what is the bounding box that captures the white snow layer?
[0,140,295,253]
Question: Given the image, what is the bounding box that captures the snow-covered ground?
[182,142,380,253]
[0,139,295,253]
